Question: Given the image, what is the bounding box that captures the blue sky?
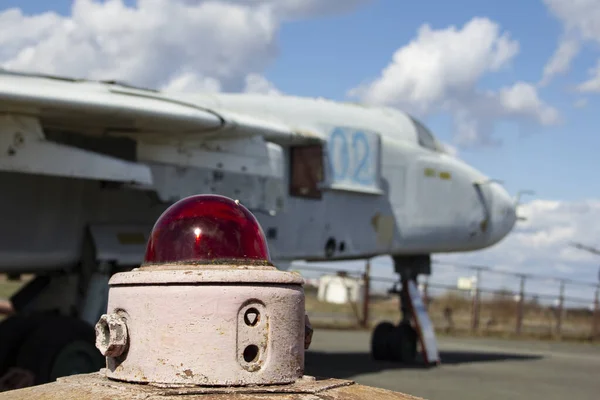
[1,0,599,300]
[267,0,597,202]
[4,0,595,200]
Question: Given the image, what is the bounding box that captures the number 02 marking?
[330,128,349,180]
[328,128,375,185]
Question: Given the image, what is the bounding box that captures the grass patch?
[305,288,599,344]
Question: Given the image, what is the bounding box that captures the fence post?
[471,267,483,333]
[361,259,371,328]
[593,285,599,340]
[556,280,565,337]
[516,275,526,335]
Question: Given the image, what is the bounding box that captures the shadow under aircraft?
[305,350,544,379]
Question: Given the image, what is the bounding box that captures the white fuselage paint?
[0,82,517,273]
[183,93,518,261]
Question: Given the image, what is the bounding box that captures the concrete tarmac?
[305,329,600,400]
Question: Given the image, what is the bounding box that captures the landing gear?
[0,313,104,391]
[389,322,418,363]
[370,255,436,365]
[0,242,112,391]
[371,321,418,363]
[370,279,419,363]
[14,314,103,386]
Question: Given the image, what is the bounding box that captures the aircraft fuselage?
[0,90,517,273]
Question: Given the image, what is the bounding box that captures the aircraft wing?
[0,69,305,143]
[0,70,315,186]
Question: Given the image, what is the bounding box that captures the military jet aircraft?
[0,68,518,387]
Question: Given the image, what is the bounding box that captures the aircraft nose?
[489,184,517,244]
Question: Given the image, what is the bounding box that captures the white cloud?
[220,0,372,19]
[543,0,600,90]
[0,0,370,94]
[577,59,600,92]
[243,73,282,95]
[161,72,222,93]
[574,98,588,108]
[349,17,558,146]
[0,0,281,92]
[350,18,520,114]
[497,82,560,125]
[544,0,600,40]
[539,37,580,86]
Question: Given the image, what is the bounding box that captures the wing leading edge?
[0,70,317,186]
[0,70,302,144]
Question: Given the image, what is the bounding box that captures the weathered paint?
[438,172,451,180]
[95,313,128,358]
[423,168,436,177]
[100,266,305,386]
[0,69,517,273]
[0,372,425,400]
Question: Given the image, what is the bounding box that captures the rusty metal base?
[1,370,424,400]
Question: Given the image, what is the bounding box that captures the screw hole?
[243,345,259,363]
[244,308,260,326]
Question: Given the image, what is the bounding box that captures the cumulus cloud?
[243,73,282,95]
[544,0,600,41]
[349,17,559,146]
[350,18,519,113]
[543,0,600,90]
[496,82,560,125]
[220,0,372,20]
[0,0,282,92]
[161,72,222,93]
[539,37,580,86]
[0,0,370,94]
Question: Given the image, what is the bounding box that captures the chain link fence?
[296,261,600,342]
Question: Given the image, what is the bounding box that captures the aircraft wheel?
[371,321,395,361]
[389,323,418,363]
[0,315,40,378]
[15,315,104,386]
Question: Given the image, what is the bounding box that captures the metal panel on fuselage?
[401,155,484,252]
[257,131,491,259]
[0,171,167,272]
[207,95,475,259]
[0,92,493,274]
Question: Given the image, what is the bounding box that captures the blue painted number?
[352,131,373,185]
[328,128,375,186]
[329,128,349,180]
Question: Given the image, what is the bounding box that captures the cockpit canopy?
[410,116,447,153]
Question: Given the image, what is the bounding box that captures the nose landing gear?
[370,255,440,366]
[371,281,418,363]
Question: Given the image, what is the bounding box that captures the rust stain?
[371,213,380,230]
[480,219,488,233]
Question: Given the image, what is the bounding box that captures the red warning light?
[144,195,270,264]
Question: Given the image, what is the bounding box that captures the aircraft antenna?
[569,241,600,283]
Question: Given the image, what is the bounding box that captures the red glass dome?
[144,195,271,265]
